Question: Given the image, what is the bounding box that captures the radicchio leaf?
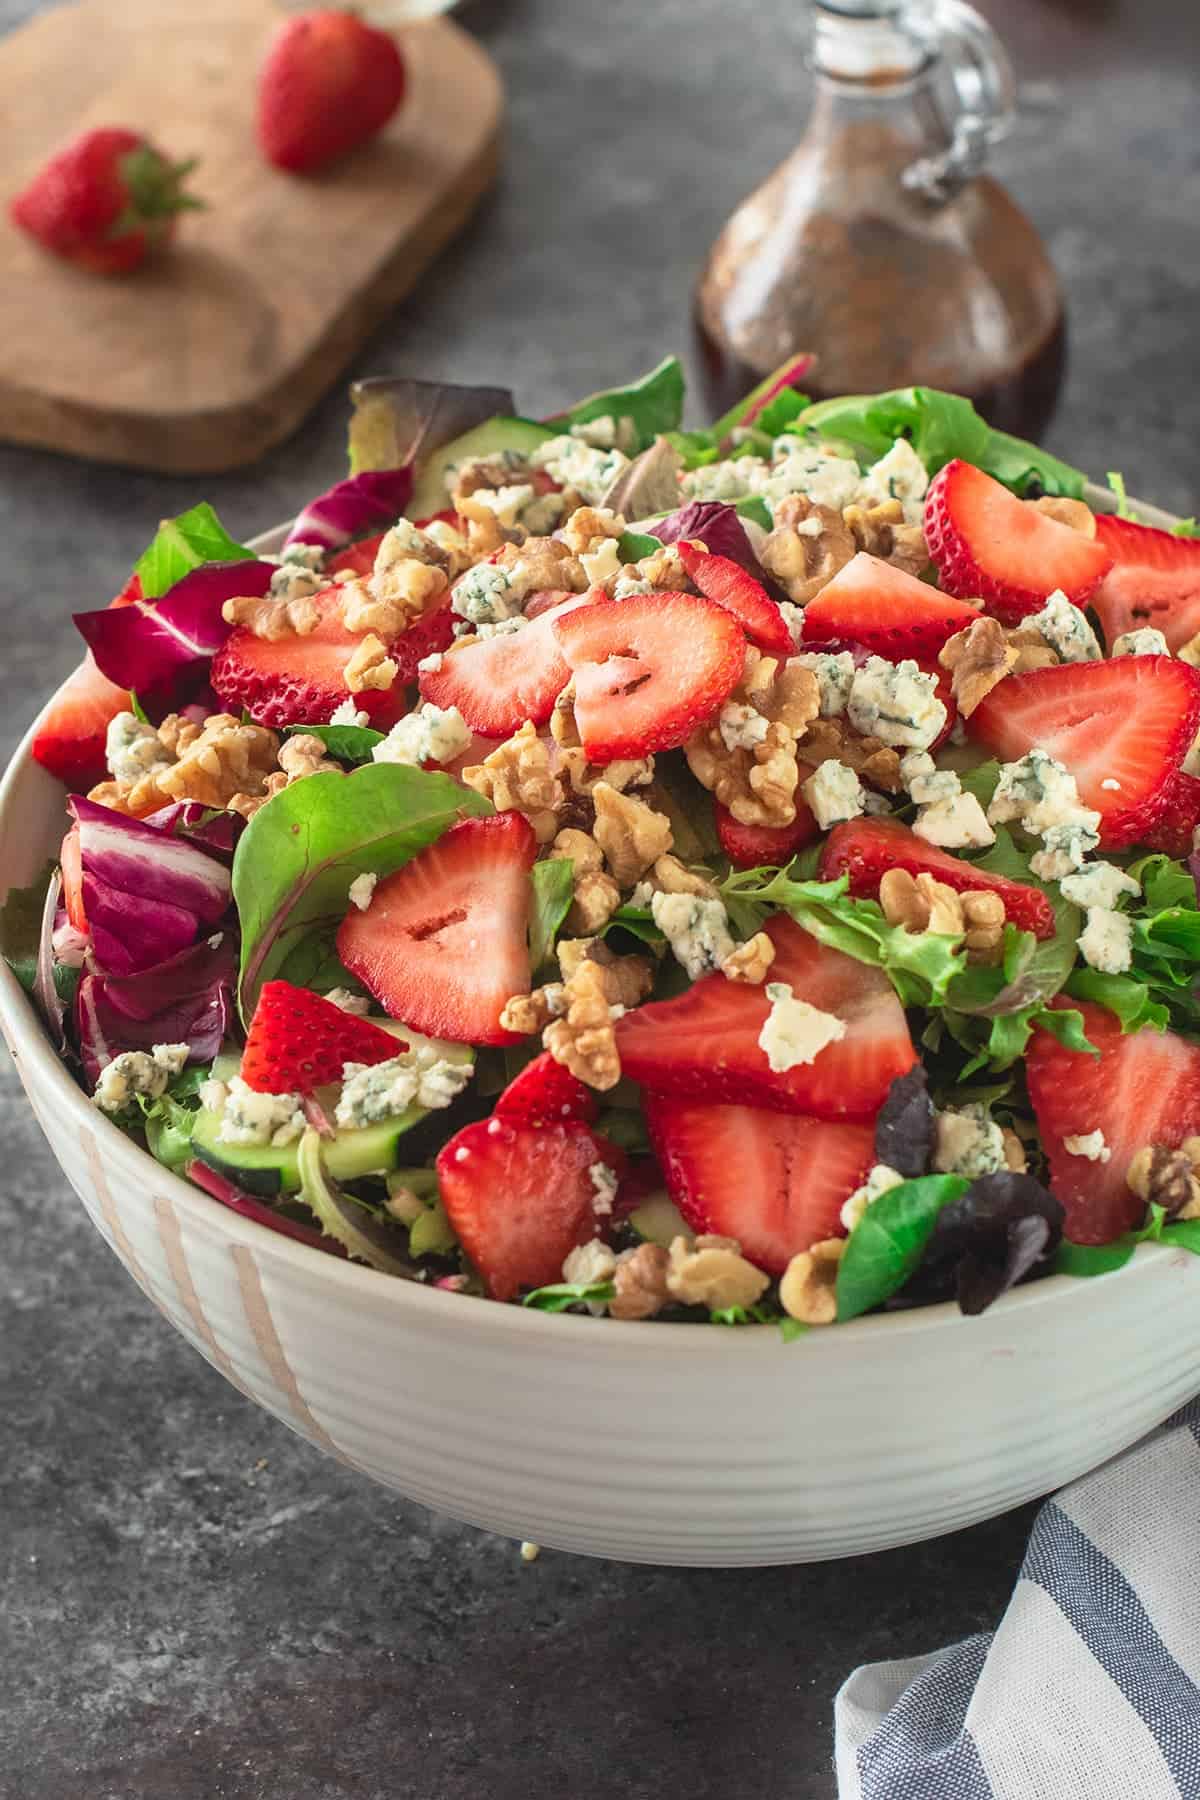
[874,1065,935,1178]
[348,376,516,475]
[284,468,415,552]
[142,802,244,865]
[897,1172,1065,1315]
[70,796,232,930]
[649,501,763,576]
[75,935,236,1087]
[73,560,274,699]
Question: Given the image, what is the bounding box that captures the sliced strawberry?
[494,1051,598,1129]
[337,813,537,1045]
[60,826,88,933]
[32,654,132,788]
[800,552,980,659]
[969,656,1200,849]
[240,980,403,1094]
[1139,770,1200,858]
[553,592,745,763]
[819,816,1056,939]
[210,584,449,730]
[1027,1000,1200,1244]
[436,1117,623,1301]
[715,776,818,870]
[524,587,582,621]
[676,542,794,656]
[1092,514,1200,653]
[924,460,1113,624]
[644,1097,874,1275]
[327,532,387,579]
[418,603,575,737]
[616,914,914,1119]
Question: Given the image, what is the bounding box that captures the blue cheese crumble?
[758,983,846,1073]
[329,698,370,727]
[93,1042,190,1114]
[348,872,378,912]
[718,701,771,752]
[217,1076,305,1147]
[1111,627,1170,657]
[529,435,630,505]
[1059,862,1141,910]
[1077,906,1133,974]
[1025,589,1102,663]
[569,414,637,453]
[794,650,857,718]
[856,438,930,525]
[840,1162,904,1232]
[847,658,947,750]
[1064,1130,1112,1163]
[988,748,1101,876]
[803,760,866,829]
[650,892,736,981]
[913,791,994,850]
[1029,817,1101,881]
[335,1047,472,1128]
[451,562,524,627]
[105,711,171,785]
[588,1161,619,1217]
[372,703,471,768]
[933,1104,1007,1179]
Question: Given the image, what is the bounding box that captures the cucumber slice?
[191,1104,426,1198]
[407,416,554,522]
[297,1130,416,1274]
[628,1192,690,1247]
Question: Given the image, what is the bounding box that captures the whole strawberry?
[10,127,202,276]
[257,9,407,174]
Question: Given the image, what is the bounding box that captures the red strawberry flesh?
[1092,514,1200,654]
[645,1097,874,1275]
[615,914,915,1119]
[493,1051,598,1129]
[418,601,576,736]
[676,542,794,656]
[819,816,1056,939]
[241,980,402,1094]
[801,552,981,659]
[1027,1000,1200,1244]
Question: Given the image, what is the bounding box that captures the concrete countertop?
[2,1,1197,1794]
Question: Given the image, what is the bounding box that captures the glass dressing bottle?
[694,0,1065,440]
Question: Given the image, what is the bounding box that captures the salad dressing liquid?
[694,1,1066,442]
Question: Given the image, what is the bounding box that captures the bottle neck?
[811,3,932,84]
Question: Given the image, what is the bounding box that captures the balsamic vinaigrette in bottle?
[695,0,1065,440]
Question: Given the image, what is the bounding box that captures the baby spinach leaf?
[616,529,663,563]
[234,764,490,1020]
[135,502,254,599]
[283,723,384,765]
[602,905,664,947]
[1054,1238,1138,1278]
[735,495,774,532]
[552,357,685,452]
[521,1279,615,1313]
[529,858,575,973]
[836,1174,969,1321]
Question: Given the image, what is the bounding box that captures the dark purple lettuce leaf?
[895,1172,1065,1316]
[650,502,763,576]
[73,560,274,699]
[70,796,232,928]
[284,468,414,552]
[874,1066,935,1178]
[348,376,516,475]
[142,801,244,865]
[75,935,236,1087]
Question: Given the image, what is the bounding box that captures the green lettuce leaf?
[233,764,491,1019]
[735,495,774,532]
[134,502,254,599]
[552,357,686,453]
[616,529,663,563]
[521,1279,615,1312]
[0,861,55,993]
[793,388,1085,497]
[836,1174,969,1321]
[282,723,384,765]
[529,858,575,973]
[1064,968,1169,1034]
[662,430,721,470]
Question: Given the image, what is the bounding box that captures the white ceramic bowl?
[4,497,1198,1566]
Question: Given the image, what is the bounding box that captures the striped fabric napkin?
[834,1401,1200,1799]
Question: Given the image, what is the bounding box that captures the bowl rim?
[0,479,1181,1352]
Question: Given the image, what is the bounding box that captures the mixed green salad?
[8,354,1200,1335]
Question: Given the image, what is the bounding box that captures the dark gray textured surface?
[1,2,1197,1796]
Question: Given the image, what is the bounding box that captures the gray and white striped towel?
[835,1401,1200,1799]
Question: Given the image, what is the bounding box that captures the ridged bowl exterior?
[5,491,1197,1565]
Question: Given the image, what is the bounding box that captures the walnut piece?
[278,733,339,780]
[1127,1142,1200,1221]
[610,1243,671,1321]
[796,717,902,794]
[559,506,625,557]
[685,650,819,828]
[880,868,1005,962]
[461,722,565,844]
[90,711,281,816]
[760,497,856,605]
[541,940,653,1090]
[549,827,621,934]
[842,497,928,578]
[779,1238,845,1325]
[664,1235,770,1310]
[222,591,321,640]
[1031,495,1097,537]
[344,634,398,693]
[1001,1129,1028,1174]
[498,983,566,1036]
[344,560,447,638]
[722,931,775,984]
[939,615,1056,716]
[652,853,717,900]
[591,782,674,887]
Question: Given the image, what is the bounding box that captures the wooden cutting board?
[0,0,502,474]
